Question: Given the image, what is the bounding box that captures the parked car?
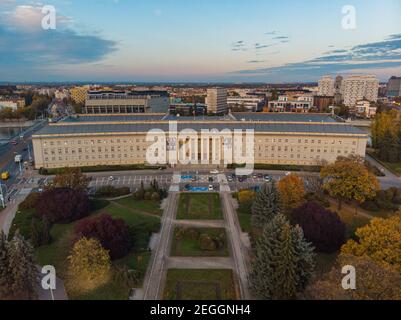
[210,170,219,174]
[227,176,233,182]
[108,176,115,181]
[208,176,214,182]
[208,185,214,191]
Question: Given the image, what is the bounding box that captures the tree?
[8,233,38,300]
[320,157,379,210]
[74,214,131,260]
[52,168,90,191]
[36,188,90,223]
[237,190,256,204]
[291,202,346,253]
[67,237,111,293]
[341,216,401,272]
[251,182,281,228]
[0,231,12,299]
[278,173,306,214]
[250,214,315,300]
[303,255,401,300]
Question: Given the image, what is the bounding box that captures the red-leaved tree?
[291,201,346,253]
[36,188,90,224]
[74,214,131,260]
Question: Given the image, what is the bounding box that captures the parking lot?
[88,174,172,190]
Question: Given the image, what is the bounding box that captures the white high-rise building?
[206,88,228,114]
[318,76,335,96]
[342,75,379,107]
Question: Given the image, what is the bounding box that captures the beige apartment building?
[32,113,368,169]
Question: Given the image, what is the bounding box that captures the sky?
[0,0,400,83]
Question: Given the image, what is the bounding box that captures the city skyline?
[0,0,400,82]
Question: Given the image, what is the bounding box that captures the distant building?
[70,86,90,104]
[84,90,170,114]
[354,100,377,118]
[227,96,265,112]
[54,89,70,101]
[268,96,313,113]
[342,75,379,107]
[206,88,228,114]
[0,97,25,110]
[314,96,334,112]
[318,76,335,96]
[387,76,401,97]
[334,75,343,104]
[169,103,207,116]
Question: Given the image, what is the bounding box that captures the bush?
[19,192,41,211]
[237,190,256,204]
[36,188,90,223]
[361,188,401,212]
[199,234,217,251]
[74,213,131,260]
[291,201,346,253]
[95,186,131,198]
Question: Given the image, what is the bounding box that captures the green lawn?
[236,201,252,233]
[163,269,238,300]
[8,208,35,240]
[177,193,223,220]
[114,196,163,216]
[34,199,160,300]
[171,228,228,257]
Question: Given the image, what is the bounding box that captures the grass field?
[35,199,160,300]
[236,201,252,233]
[171,227,229,257]
[114,196,163,216]
[177,193,223,220]
[163,269,238,300]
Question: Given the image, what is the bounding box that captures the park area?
[163,269,238,300]
[10,195,162,300]
[171,227,229,257]
[177,193,223,220]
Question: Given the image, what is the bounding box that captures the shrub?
[291,201,346,253]
[36,188,90,224]
[237,190,256,204]
[95,186,131,198]
[74,214,131,260]
[19,193,41,211]
[151,192,160,201]
[199,234,217,251]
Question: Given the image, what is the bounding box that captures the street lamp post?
[0,183,8,208]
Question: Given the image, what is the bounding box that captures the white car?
[208,185,214,191]
[108,176,115,181]
[210,170,219,174]
[285,172,291,176]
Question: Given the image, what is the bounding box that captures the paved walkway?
[167,257,233,269]
[174,220,225,228]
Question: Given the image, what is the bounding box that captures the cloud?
[273,36,289,40]
[232,35,401,79]
[248,60,266,63]
[0,5,117,69]
[231,40,247,51]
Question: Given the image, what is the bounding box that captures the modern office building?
[268,96,313,113]
[206,88,228,114]
[318,76,335,96]
[32,113,367,169]
[84,90,170,114]
[227,96,265,112]
[342,75,379,107]
[387,76,401,97]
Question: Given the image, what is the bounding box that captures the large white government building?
[32,113,368,170]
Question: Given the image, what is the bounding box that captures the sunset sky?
[0,0,400,82]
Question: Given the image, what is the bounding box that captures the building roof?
[231,112,338,123]
[34,122,366,136]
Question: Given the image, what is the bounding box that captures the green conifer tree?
[8,233,38,299]
[251,181,281,228]
[250,214,315,300]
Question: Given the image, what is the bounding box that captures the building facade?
[342,75,379,107]
[387,76,401,97]
[268,96,313,113]
[84,90,170,114]
[227,96,265,112]
[0,97,25,110]
[70,86,90,104]
[32,113,367,169]
[206,88,228,114]
[318,76,335,96]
